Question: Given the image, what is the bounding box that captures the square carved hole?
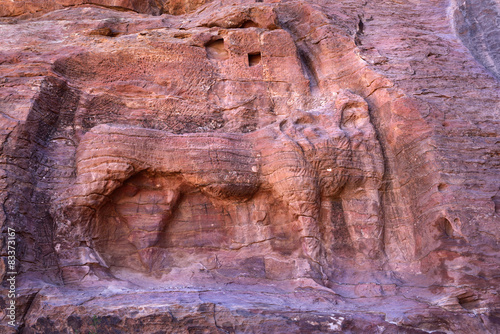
[248,52,261,67]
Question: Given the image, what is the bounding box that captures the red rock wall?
[0,0,211,16]
[452,0,500,80]
[0,0,499,333]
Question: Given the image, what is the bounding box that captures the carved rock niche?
[92,172,306,283]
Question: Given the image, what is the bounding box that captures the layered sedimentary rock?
[0,0,210,16]
[0,0,499,333]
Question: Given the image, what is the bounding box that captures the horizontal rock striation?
[451,0,500,80]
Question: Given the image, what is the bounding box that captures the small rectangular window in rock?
[248,52,261,67]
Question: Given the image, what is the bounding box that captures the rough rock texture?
[0,0,210,16]
[0,0,499,333]
[451,0,500,80]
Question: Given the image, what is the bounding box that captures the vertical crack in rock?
[297,48,320,95]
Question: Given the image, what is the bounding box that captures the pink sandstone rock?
[0,0,499,333]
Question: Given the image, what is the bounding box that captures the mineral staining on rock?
[0,0,499,333]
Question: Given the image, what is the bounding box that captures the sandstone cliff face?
[0,0,499,333]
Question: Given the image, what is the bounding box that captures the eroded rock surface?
[451,0,500,80]
[0,0,211,17]
[0,0,499,333]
